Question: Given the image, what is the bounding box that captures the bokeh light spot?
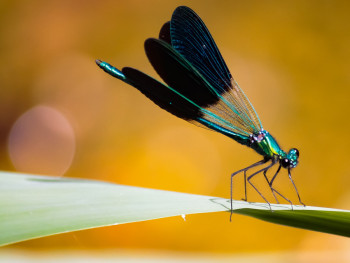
[8,105,76,176]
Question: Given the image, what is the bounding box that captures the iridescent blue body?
[96,6,304,215]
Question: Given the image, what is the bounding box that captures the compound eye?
[281,158,290,168]
[291,148,299,157]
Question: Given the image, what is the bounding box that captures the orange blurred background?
[1,0,350,260]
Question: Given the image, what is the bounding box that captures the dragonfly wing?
[171,6,231,93]
[159,21,171,44]
[145,38,252,137]
[96,39,252,142]
[145,38,218,108]
[122,66,250,145]
[170,6,263,133]
[122,67,200,120]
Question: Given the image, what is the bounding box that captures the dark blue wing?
[97,6,262,142]
[169,6,262,132]
[159,21,171,44]
[170,6,232,94]
[96,56,251,145]
[122,66,201,120]
[144,38,256,137]
[145,38,218,108]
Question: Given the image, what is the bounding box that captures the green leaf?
[0,171,349,246]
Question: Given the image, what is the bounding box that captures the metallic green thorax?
[251,130,286,158]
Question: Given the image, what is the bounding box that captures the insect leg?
[269,164,294,209]
[247,159,277,209]
[288,168,306,206]
[230,159,268,221]
[263,168,279,204]
[243,170,247,202]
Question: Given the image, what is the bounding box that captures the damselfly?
[96,6,305,218]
